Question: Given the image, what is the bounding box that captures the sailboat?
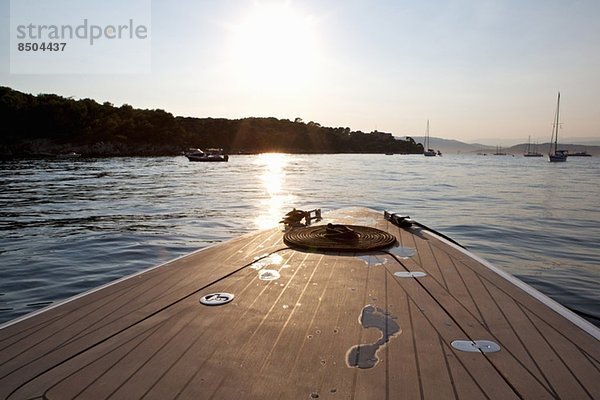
[524,136,543,157]
[493,145,507,156]
[423,120,436,157]
[548,92,567,162]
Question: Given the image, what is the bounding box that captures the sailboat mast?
[425,119,430,149]
[554,92,561,153]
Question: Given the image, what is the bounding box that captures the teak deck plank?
[252,254,340,398]
[395,225,486,325]
[521,308,600,398]
[1,228,284,399]
[430,232,599,356]
[314,256,385,400]
[1,207,598,399]
[0,228,279,361]
[46,252,290,399]
[351,256,389,400]
[394,221,599,398]
[390,242,569,397]
[384,261,522,399]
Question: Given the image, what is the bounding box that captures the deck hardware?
[384,211,413,228]
[394,271,427,278]
[384,211,467,249]
[200,293,235,306]
[451,340,501,353]
[280,208,322,227]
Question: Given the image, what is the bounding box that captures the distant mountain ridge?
[503,143,600,156]
[400,136,482,154]
[400,136,600,156]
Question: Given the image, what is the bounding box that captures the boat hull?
[1,208,598,399]
[186,155,229,162]
[548,153,567,162]
[570,152,592,157]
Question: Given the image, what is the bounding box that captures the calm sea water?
[1,154,599,326]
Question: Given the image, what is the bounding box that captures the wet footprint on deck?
[346,305,401,369]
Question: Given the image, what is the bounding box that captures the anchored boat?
[548,92,568,162]
[1,208,598,399]
[185,148,229,162]
[423,120,437,157]
[524,136,543,157]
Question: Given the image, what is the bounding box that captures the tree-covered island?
[0,87,423,157]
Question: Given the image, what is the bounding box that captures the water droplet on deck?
[346,305,402,369]
[389,246,416,259]
[251,253,283,270]
[259,269,280,281]
[357,254,388,266]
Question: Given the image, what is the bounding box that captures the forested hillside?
[0,87,422,157]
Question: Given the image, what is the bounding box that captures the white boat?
[185,148,229,162]
[423,120,437,156]
[548,92,567,162]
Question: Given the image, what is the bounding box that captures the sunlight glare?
[255,153,295,229]
[228,3,320,92]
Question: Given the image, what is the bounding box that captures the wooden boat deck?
[1,208,598,399]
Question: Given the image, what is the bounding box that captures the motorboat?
[185,148,229,162]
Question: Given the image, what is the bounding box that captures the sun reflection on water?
[254,153,295,229]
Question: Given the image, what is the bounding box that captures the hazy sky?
[1,0,599,144]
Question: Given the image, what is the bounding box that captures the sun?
[228,2,320,92]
